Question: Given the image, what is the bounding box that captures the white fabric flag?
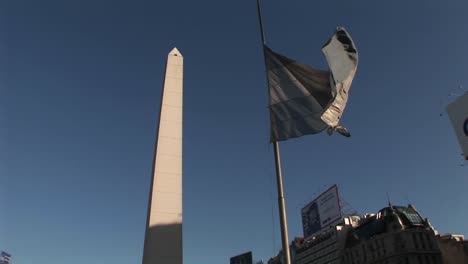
[447,92,468,160]
[321,27,359,129]
[265,27,358,141]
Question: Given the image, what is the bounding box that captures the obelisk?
[143,47,183,264]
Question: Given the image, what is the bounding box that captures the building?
[295,216,360,264]
[342,204,442,264]
[267,216,359,264]
[295,226,345,264]
[267,203,457,264]
[267,255,281,264]
[268,237,304,264]
[231,252,253,264]
[437,234,468,264]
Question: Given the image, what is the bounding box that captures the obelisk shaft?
[143,48,183,264]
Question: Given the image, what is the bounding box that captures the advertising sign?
[447,92,468,160]
[301,185,342,238]
[230,251,253,264]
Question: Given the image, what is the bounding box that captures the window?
[419,233,426,249]
[395,206,424,225]
[426,233,434,249]
[406,213,423,224]
[362,245,367,262]
[412,233,419,249]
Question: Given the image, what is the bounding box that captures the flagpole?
[272,142,292,264]
[257,1,291,263]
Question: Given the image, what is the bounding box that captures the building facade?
[267,204,451,264]
[268,237,304,264]
[437,234,468,264]
[342,205,442,264]
[295,217,359,264]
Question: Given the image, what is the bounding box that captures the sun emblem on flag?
[464,118,468,136]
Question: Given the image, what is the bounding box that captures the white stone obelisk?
[143,48,183,264]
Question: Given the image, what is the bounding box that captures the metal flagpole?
[272,142,292,264]
[257,1,291,263]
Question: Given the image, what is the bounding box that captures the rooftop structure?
[342,204,442,264]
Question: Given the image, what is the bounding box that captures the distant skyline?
[2,1,468,264]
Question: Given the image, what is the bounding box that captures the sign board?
[447,92,468,160]
[230,251,253,264]
[301,185,342,238]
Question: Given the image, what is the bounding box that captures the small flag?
[265,27,358,141]
[0,251,11,264]
[447,92,468,160]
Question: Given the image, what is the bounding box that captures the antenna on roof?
[340,196,358,216]
[386,192,392,208]
[405,193,410,206]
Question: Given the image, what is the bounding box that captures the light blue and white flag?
[447,92,468,160]
[0,251,11,264]
[265,27,358,141]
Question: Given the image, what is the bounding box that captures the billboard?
[447,92,468,160]
[301,185,342,238]
[230,251,253,264]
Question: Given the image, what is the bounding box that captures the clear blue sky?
[2,0,467,263]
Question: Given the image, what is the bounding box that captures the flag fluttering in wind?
[446,91,468,160]
[265,27,358,142]
[0,251,11,264]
